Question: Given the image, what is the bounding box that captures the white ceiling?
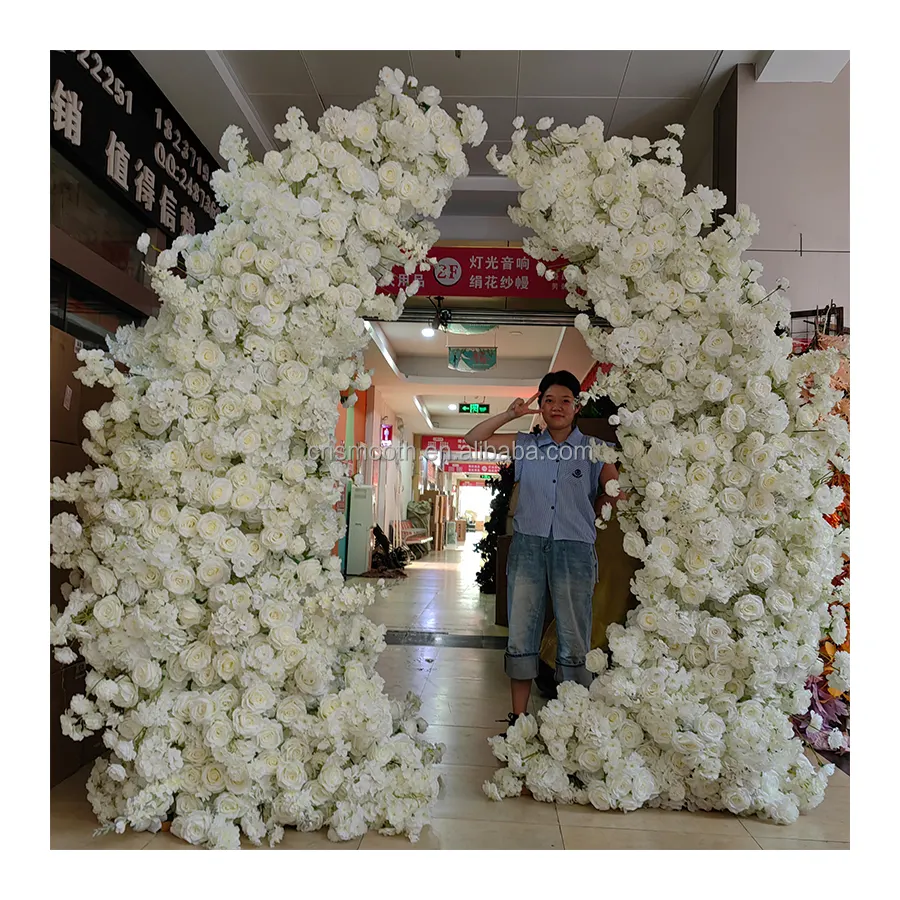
[379,322,561,359]
[221,50,719,176]
[134,49,771,227]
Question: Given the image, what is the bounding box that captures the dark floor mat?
[385,630,507,649]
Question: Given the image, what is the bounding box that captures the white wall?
[734,63,850,326]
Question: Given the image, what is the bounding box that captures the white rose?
[746,375,772,404]
[722,787,752,815]
[255,249,280,279]
[299,196,322,220]
[732,593,765,624]
[575,745,604,773]
[618,721,644,750]
[277,761,308,791]
[689,434,716,461]
[172,810,212,845]
[662,355,687,382]
[680,583,706,606]
[133,659,162,691]
[180,642,213,673]
[91,566,118,595]
[221,256,241,277]
[93,595,123,629]
[185,251,213,279]
[585,648,608,673]
[202,763,227,793]
[240,273,265,302]
[744,553,774,584]
[378,161,403,191]
[718,487,746,513]
[705,375,733,403]
[197,557,230,587]
[196,341,225,371]
[318,763,344,793]
[681,269,710,293]
[721,405,747,433]
[197,513,227,542]
[207,478,234,508]
[320,212,347,240]
[337,162,363,193]
[648,400,674,426]
[234,241,257,266]
[746,488,775,517]
[766,588,794,617]
[164,567,196,596]
[702,329,733,358]
[609,202,638,230]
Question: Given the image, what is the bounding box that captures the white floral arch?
[50,70,848,849]
[482,118,848,823]
[50,69,487,848]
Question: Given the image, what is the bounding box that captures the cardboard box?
[50,326,82,445]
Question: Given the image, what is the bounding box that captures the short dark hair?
[538,370,582,403]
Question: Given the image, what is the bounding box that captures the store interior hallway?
[363,534,508,639]
[49,538,849,850]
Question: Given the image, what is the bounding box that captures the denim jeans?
[504,531,596,687]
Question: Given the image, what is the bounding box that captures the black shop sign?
[50,50,221,238]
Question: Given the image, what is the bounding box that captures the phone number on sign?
[154,142,220,217]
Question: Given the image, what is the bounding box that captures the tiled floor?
[49,537,850,850]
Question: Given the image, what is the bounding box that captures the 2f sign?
[434,257,462,287]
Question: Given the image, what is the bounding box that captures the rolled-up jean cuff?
[555,661,592,687]
[505,652,539,680]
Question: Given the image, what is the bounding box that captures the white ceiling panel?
[443,96,518,141]
[466,141,509,175]
[380,323,562,359]
[619,50,718,99]
[411,50,519,97]
[250,94,326,134]
[609,98,693,141]
[518,51,630,97]
[516,96,617,130]
[301,51,413,95]
[223,51,316,95]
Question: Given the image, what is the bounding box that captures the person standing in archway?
[464,371,622,733]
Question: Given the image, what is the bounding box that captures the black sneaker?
[495,712,520,739]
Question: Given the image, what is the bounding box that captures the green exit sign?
[478,474,494,480]
[459,402,490,414]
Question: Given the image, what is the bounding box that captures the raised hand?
[507,392,540,419]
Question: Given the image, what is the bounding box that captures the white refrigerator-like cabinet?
[346,484,374,575]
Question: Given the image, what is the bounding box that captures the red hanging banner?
[379,247,568,300]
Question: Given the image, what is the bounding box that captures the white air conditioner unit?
[346,485,374,576]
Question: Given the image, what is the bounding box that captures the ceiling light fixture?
[509,330,523,336]
[448,403,457,411]
[421,326,435,338]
